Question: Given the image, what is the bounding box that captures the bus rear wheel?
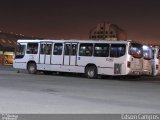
[27,62,37,74]
[85,66,97,79]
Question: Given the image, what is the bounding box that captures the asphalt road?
[0,65,160,114]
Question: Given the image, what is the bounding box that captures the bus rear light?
[127,61,131,68]
[156,64,159,70]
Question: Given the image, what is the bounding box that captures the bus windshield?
[15,44,26,59]
[143,45,153,60]
[129,43,143,58]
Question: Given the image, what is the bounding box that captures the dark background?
[0,0,160,42]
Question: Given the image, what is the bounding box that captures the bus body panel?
[143,59,152,75]
[142,45,153,75]
[152,47,160,76]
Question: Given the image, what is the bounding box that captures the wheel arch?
[85,63,98,73]
[27,60,37,69]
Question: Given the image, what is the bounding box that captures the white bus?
[13,39,144,78]
[142,45,153,75]
[152,46,160,76]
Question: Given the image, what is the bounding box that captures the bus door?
[39,42,53,64]
[63,43,78,66]
[51,43,63,65]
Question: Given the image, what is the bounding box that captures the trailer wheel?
[85,66,97,79]
[27,62,37,74]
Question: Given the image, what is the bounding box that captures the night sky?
[0,0,160,43]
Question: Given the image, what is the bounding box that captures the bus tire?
[85,66,97,79]
[27,62,37,74]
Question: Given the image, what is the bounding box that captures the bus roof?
[17,39,134,44]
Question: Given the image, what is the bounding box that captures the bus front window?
[143,45,153,60]
[129,43,143,58]
[15,44,26,59]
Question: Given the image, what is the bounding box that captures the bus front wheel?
[27,62,37,74]
[85,66,97,79]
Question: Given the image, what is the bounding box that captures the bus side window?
[79,43,93,56]
[27,43,38,54]
[40,44,45,54]
[45,44,52,55]
[64,44,70,55]
[110,44,126,58]
[94,43,109,57]
[71,44,77,55]
[53,43,63,55]
[64,44,77,55]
